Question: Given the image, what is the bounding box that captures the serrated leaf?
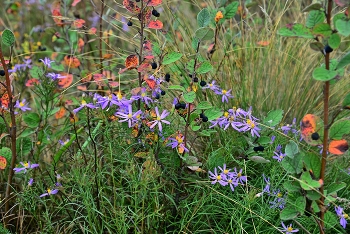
[306,10,325,28]
[312,23,332,36]
[329,119,350,140]
[195,27,214,41]
[197,61,213,74]
[285,140,299,159]
[23,113,40,128]
[312,67,338,81]
[224,2,239,19]
[263,109,283,127]
[168,85,186,92]
[328,33,341,49]
[162,52,182,65]
[250,156,270,163]
[183,91,196,103]
[278,23,314,39]
[2,29,15,46]
[197,8,211,27]
[0,147,12,162]
[204,108,223,121]
[197,101,212,110]
[337,51,350,70]
[336,19,350,37]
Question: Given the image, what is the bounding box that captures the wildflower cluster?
[259,174,287,210]
[202,80,233,103]
[280,222,299,233]
[272,144,286,162]
[209,164,247,192]
[209,106,261,137]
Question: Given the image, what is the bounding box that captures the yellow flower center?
[224,169,229,174]
[81,100,87,105]
[157,116,161,121]
[177,138,183,144]
[247,119,255,128]
[117,92,122,100]
[287,227,293,232]
[228,179,232,183]
[224,111,229,118]
[222,90,227,95]
[209,84,213,87]
[277,192,283,198]
[24,162,29,168]
[141,93,146,97]
[344,213,349,219]
[216,175,221,180]
[19,102,25,107]
[237,173,241,178]
[232,107,236,111]
[47,188,51,194]
[280,155,284,159]
[127,114,132,118]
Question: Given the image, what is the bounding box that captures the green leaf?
[310,42,324,52]
[195,27,214,41]
[29,66,44,78]
[303,152,321,178]
[183,91,196,103]
[329,119,350,140]
[285,140,299,159]
[0,147,12,162]
[281,153,303,174]
[295,196,306,214]
[190,122,201,131]
[283,181,301,192]
[302,2,322,12]
[326,182,346,195]
[328,33,341,49]
[162,52,183,65]
[23,113,40,128]
[278,23,314,39]
[1,29,15,47]
[204,108,223,121]
[336,19,350,37]
[224,2,239,19]
[217,0,228,7]
[197,101,212,110]
[197,8,211,27]
[199,129,217,137]
[249,156,270,163]
[312,23,332,36]
[324,211,338,229]
[18,128,36,138]
[51,62,65,71]
[337,51,350,70]
[263,109,283,126]
[300,171,322,190]
[312,67,338,81]
[306,10,325,28]
[191,37,200,50]
[306,190,321,200]
[257,136,271,145]
[17,137,32,156]
[312,201,320,213]
[343,92,350,108]
[53,128,83,164]
[280,206,299,220]
[197,61,213,74]
[168,85,186,92]
[152,42,161,56]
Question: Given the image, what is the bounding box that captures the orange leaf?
[144,75,156,90]
[301,114,323,146]
[71,0,81,6]
[0,156,6,170]
[51,0,64,27]
[147,20,163,29]
[257,41,270,46]
[89,27,97,34]
[73,19,85,28]
[58,73,73,89]
[77,85,87,91]
[64,55,81,68]
[93,74,105,86]
[143,0,162,6]
[125,54,139,69]
[123,0,141,13]
[55,107,66,119]
[329,139,349,155]
[143,40,152,51]
[103,54,113,59]
[26,78,40,87]
[0,93,9,109]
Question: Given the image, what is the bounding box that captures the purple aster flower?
[59,139,70,146]
[335,206,348,229]
[115,104,142,128]
[13,161,39,173]
[270,135,276,144]
[39,188,59,198]
[208,167,228,186]
[226,176,239,192]
[231,168,247,184]
[46,72,65,80]
[202,80,219,91]
[73,100,97,114]
[96,94,119,110]
[276,144,282,152]
[28,178,34,186]
[39,57,53,68]
[148,107,170,132]
[132,87,153,106]
[236,118,261,137]
[218,164,235,178]
[280,222,299,234]
[273,151,286,162]
[270,189,286,209]
[121,16,130,32]
[15,99,31,112]
[167,135,189,152]
[215,89,234,103]
[263,174,270,193]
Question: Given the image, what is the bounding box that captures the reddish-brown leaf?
[55,107,66,119]
[58,73,73,89]
[125,54,139,69]
[143,0,162,6]
[26,78,40,87]
[123,0,141,13]
[329,139,349,155]
[0,156,6,170]
[147,20,163,29]
[64,55,81,68]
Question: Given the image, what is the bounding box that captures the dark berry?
[202,116,208,122]
[311,132,320,140]
[180,103,187,109]
[200,80,207,87]
[193,77,198,82]
[323,45,333,54]
[155,93,160,99]
[199,113,204,118]
[165,73,170,82]
[161,90,166,95]
[152,9,160,17]
[136,0,140,2]
[127,21,133,26]
[253,146,265,152]
[175,103,181,109]
[0,70,5,76]
[189,74,192,78]
[151,62,157,69]
[40,47,47,51]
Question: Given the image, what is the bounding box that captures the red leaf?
[123,0,141,13]
[144,74,156,89]
[257,40,270,46]
[0,156,7,170]
[125,54,139,69]
[73,19,85,29]
[26,78,40,87]
[143,0,162,6]
[137,63,151,72]
[51,0,64,27]
[55,107,66,119]
[147,20,163,29]
[58,73,73,89]
[71,0,81,6]
[329,139,349,155]
[64,55,81,68]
